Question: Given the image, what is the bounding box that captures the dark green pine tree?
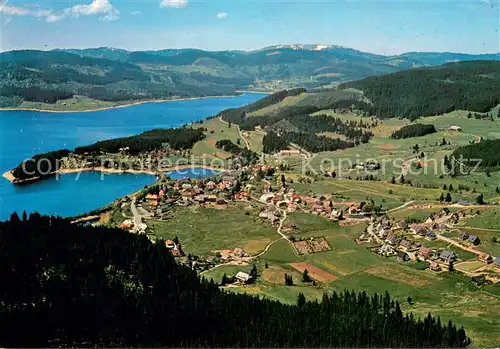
[445,192,452,202]
[476,193,485,205]
[297,293,306,307]
[220,273,229,286]
[302,269,312,283]
[250,264,258,280]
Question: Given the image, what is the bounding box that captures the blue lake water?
[0,93,265,220]
[166,168,220,180]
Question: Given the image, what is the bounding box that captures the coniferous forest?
[451,139,500,170]
[10,127,205,181]
[341,61,500,120]
[0,213,470,347]
[391,124,437,139]
[263,131,358,153]
[215,139,259,164]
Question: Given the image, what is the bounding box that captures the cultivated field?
[289,262,337,281]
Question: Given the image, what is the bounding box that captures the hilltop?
[1,45,499,110]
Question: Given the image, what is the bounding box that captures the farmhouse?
[429,261,441,271]
[426,231,437,241]
[231,248,246,258]
[448,125,462,132]
[165,239,175,249]
[397,251,410,262]
[460,232,469,240]
[418,247,432,259]
[468,235,480,245]
[379,244,394,255]
[399,239,413,250]
[235,271,252,284]
[278,149,301,156]
[386,233,397,245]
[439,250,457,264]
[491,256,500,268]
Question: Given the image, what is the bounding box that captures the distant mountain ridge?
[1,45,499,108]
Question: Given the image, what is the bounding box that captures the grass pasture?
[146,204,277,256]
[191,118,243,159]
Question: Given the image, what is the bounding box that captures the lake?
[0,93,265,221]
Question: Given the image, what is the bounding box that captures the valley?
[2,59,500,347]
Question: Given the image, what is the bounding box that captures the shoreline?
[0,94,244,114]
[2,164,225,184]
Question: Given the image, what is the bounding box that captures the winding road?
[130,197,143,232]
[219,116,251,150]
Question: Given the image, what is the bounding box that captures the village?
[103,160,500,288]
[358,208,500,284]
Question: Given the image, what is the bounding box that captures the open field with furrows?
[190,118,243,160]
[146,204,277,256]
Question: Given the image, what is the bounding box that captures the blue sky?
[1,0,499,54]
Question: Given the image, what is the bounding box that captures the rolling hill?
[1,45,499,109]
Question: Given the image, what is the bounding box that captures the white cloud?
[70,0,113,16]
[160,0,188,8]
[0,1,51,18]
[68,0,119,20]
[130,10,141,15]
[0,0,119,23]
[216,12,228,19]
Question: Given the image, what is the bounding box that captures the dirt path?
[289,142,312,159]
[435,232,483,256]
[219,116,251,150]
[130,197,143,232]
[459,226,500,232]
[384,200,416,213]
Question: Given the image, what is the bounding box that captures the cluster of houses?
[138,172,245,218]
[362,213,500,277]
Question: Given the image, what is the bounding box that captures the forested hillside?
[451,139,500,171]
[0,213,470,347]
[340,61,500,120]
[391,124,437,139]
[2,46,499,108]
[10,127,205,181]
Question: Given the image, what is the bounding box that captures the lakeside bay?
[0,93,266,221]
